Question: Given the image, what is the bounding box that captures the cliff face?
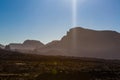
[58,27,120,59]
[35,27,120,59]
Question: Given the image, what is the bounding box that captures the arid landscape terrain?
[0,49,120,80]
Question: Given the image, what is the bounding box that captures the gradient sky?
[0,0,120,45]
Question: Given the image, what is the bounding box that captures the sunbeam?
[72,0,78,54]
[72,0,77,27]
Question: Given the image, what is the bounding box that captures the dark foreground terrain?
[0,49,120,80]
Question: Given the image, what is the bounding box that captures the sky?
[0,0,120,45]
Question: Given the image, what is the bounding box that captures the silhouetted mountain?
[5,40,44,53]
[36,27,120,59]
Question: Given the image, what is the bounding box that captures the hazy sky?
[0,0,120,45]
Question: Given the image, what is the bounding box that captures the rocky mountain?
[4,27,120,59]
[5,40,44,53]
[34,40,67,56]
[0,44,4,49]
[35,27,120,59]
[61,27,120,59]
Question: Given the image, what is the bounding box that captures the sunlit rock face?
[5,40,44,53]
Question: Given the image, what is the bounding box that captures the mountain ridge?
[5,40,44,53]
[1,27,120,59]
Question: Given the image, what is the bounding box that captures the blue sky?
[0,0,120,45]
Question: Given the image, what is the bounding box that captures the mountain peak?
[23,40,44,45]
[5,40,44,53]
[69,27,94,34]
[70,27,85,31]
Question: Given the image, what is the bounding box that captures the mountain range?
[2,27,120,59]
